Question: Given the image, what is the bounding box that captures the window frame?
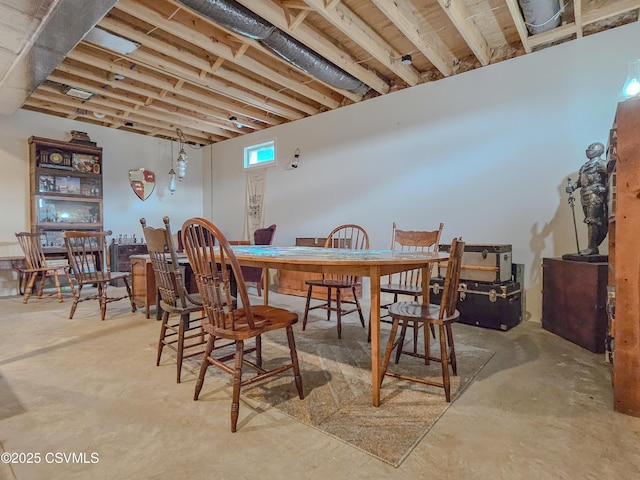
[243,139,276,169]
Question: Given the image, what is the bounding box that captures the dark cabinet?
[542,257,608,353]
[109,243,148,286]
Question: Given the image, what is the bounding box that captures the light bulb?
[623,59,640,99]
[176,148,188,180]
[168,168,177,194]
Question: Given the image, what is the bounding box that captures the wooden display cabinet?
[29,136,103,254]
[608,98,640,417]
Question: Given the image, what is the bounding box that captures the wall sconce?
[291,148,301,169]
[175,128,188,181]
[623,59,640,99]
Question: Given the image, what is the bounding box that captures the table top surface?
[227,245,448,265]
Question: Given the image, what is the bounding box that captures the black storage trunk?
[429,277,522,331]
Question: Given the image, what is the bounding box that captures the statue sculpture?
[565,142,608,256]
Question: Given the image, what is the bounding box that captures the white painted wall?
[207,21,640,323]
[0,110,203,295]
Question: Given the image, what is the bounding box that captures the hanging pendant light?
[623,59,640,99]
[176,128,188,181]
[169,140,177,194]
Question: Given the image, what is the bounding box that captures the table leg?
[422,264,432,305]
[370,267,381,407]
[263,267,269,306]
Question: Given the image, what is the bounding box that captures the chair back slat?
[388,222,444,288]
[64,231,112,284]
[15,232,47,270]
[322,224,369,283]
[140,216,188,309]
[182,218,252,334]
[439,237,465,319]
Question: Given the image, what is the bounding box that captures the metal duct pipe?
[0,0,118,115]
[176,0,370,96]
[519,0,562,35]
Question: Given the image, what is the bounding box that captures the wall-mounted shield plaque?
[129,168,155,201]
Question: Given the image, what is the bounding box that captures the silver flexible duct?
[176,0,370,96]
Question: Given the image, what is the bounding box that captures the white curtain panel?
[245,168,266,240]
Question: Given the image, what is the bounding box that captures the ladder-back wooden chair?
[181,217,304,432]
[15,231,73,303]
[381,237,465,402]
[140,216,210,383]
[374,222,444,363]
[63,230,136,321]
[302,224,369,339]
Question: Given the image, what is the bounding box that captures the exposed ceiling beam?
[117,0,341,109]
[528,0,640,48]
[36,83,234,138]
[98,16,319,116]
[371,0,455,77]
[435,0,491,66]
[54,60,282,127]
[66,45,305,122]
[303,0,420,86]
[231,0,390,94]
[574,0,583,38]
[504,0,532,53]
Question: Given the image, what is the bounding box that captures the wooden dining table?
[228,245,448,407]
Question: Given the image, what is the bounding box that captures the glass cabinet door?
[35,196,102,226]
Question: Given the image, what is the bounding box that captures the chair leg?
[302,285,313,331]
[68,285,82,319]
[176,313,188,383]
[36,272,47,299]
[380,318,400,387]
[98,283,107,321]
[286,325,304,399]
[423,318,431,365]
[255,334,262,368]
[438,324,451,402]
[65,272,76,298]
[231,340,245,433]
[22,272,38,304]
[51,271,63,302]
[156,311,170,366]
[353,286,365,328]
[194,335,215,401]
[446,324,457,376]
[335,287,342,339]
[326,287,332,322]
[394,320,409,364]
[123,278,137,312]
[256,273,263,297]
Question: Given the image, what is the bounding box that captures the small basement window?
[244,140,275,169]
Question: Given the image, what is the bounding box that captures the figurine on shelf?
[564,142,608,259]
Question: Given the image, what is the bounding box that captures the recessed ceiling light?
[84,27,140,55]
[63,86,94,100]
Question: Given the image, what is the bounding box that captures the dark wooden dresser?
[542,257,608,353]
[109,242,148,286]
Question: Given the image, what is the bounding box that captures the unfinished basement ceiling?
[2,0,638,145]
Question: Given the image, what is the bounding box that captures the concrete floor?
[1,288,639,480]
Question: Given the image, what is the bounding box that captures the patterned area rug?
[194,317,494,467]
